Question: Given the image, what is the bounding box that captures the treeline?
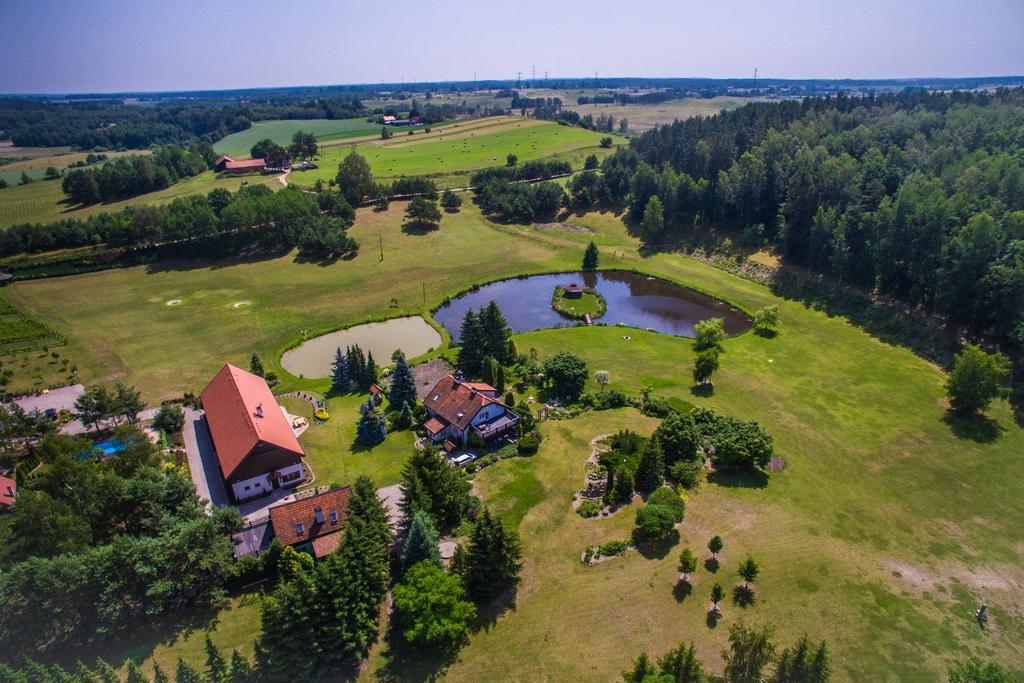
[0,184,358,261]
[0,429,241,658]
[61,143,213,205]
[470,159,571,222]
[0,99,251,149]
[577,89,684,106]
[576,89,1024,345]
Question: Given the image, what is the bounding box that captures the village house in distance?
[423,373,519,447]
[201,363,305,502]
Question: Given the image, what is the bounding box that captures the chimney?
[254,403,263,418]
[453,369,464,383]
[470,387,478,397]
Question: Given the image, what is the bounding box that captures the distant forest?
[569,89,1024,346]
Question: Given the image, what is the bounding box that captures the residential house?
[0,474,15,510]
[269,487,351,559]
[214,155,268,174]
[422,374,519,446]
[201,363,305,502]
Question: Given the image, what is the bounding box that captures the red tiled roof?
[425,375,507,432]
[214,155,233,166]
[424,417,445,434]
[369,384,383,396]
[0,475,14,507]
[311,532,342,558]
[224,158,267,170]
[200,364,304,481]
[270,486,352,550]
[464,382,496,393]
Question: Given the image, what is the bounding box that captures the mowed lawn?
[0,170,280,229]
[565,96,753,132]
[7,204,1024,680]
[289,117,621,187]
[213,117,380,158]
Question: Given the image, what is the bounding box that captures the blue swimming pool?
[79,439,127,460]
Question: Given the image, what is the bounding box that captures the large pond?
[281,316,442,378]
[434,270,750,341]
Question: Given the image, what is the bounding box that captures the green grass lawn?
[553,288,604,318]
[278,394,415,489]
[0,171,280,229]
[6,201,1024,680]
[213,117,380,158]
[289,117,621,188]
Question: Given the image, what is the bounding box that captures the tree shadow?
[733,585,756,608]
[689,383,714,398]
[754,327,778,339]
[704,557,719,573]
[634,530,680,560]
[707,469,769,489]
[673,580,693,603]
[471,591,518,633]
[942,410,1004,444]
[374,621,462,682]
[401,221,440,235]
[706,609,721,629]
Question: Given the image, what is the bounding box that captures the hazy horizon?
[4,0,1023,94]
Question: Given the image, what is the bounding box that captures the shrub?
[599,540,629,556]
[633,503,677,542]
[465,463,478,474]
[517,434,540,455]
[577,499,601,518]
[669,460,703,489]
[646,487,686,522]
[497,444,518,459]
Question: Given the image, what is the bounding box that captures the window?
[244,485,251,491]
[296,522,304,534]
[432,394,439,401]
[329,511,338,523]
[315,507,324,524]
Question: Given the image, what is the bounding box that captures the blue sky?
[3,0,1022,93]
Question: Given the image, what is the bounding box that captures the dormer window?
[295,521,304,534]
[432,394,439,401]
[314,507,324,524]
[329,511,338,523]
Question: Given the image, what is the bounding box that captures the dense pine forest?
[572,89,1024,345]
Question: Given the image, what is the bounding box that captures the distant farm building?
[214,155,268,174]
[423,374,519,446]
[270,486,351,559]
[201,364,305,502]
[386,116,422,127]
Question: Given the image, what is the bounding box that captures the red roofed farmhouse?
[423,374,519,446]
[214,155,268,174]
[270,486,351,559]
[201,364,305,502]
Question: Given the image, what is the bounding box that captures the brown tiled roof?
[200,364,304,481]
[213,155,233,166]
[424,417,445,434]
[424,375,508,431]
[224,158,267,170]
[270,486,351,549]
[369,384,383,396]
[311,532,342,558]
[0,475,14,507]
[464,382,496,393]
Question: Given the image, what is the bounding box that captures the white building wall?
[231,462,304,501]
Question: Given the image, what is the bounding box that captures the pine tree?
[153,663,171,683]
[347,345,366,389]
[622,652,655,683]
[249,352,265,378]
[582,240,599,271]
[479,301,512,363]
[481,355,497,387]
[402,510,441,570]
[175,658,204,683]
[95,659,119,683]
[388,352,417,408]
[612,466,635,505]
[227,650,253,683]
[399,444,470,528]
[125,661,147,683]
[658,641,705,683]
[356,402,387,445]
[205,635,228,683]
[457,309,485,375]
[635,438,664,493]
[330,347,350,393]
[365,351,378,390]
[348,475,394,549]
[462,507,523,602]
[495,365,506,394]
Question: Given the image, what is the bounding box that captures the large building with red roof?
[214,155,268,174]
[269,486,351,559]
[423,374,519,446]
[201,364,305,502]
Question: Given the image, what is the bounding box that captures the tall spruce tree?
[635,437,665,493]
[479,301,512,363]
[460,506,523,602]
[399,444,471,529]
[365,351,378,389]
[175,658,204,683]
[582,240,600,271]
[356,401,387,445]
[227,650,253,683]
[249,353,265,378]
[205,635,228,683]
[347,475,394,550]
[402,510,441,570]
[388,352,417,408]
[481,355,498,387]
[330,347,350,394]
[457,309,485,376]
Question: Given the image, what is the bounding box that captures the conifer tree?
[347,475,394,549]
[635,438,665,493]
[205,635,228,683]
[125,661,147,683]
[582,240,600,271]
[356,401,387,445]
[658,641,705,683]
[330,347,350,393]
[479,301,512,363]
[399,444,470,528]
[457,309,485,375]
[495,365,506,394]
[153,663,170,683]
[249,352,265,378]
[402,510,441,570]
[227,650,253,683]
[481,355,497,387]
[460,506,523,602]
[388,352,417,408]
[365,351,378,389]
[612,466,635,505]
[175,658,204,683]
[395,401,414,429]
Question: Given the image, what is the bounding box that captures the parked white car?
[451,453,475,467]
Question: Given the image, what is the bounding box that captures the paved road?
[182,407,229,511]
[12,384,84,415]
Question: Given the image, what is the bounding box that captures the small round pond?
[281,316,442,378]
[434,270,750,341]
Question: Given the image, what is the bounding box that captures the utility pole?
[753,67,758,92]
[532,65,536,84]
[379,235,384,262]
[422,282,426,306]
[516,71,522,89]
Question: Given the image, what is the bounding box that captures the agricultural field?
[0,149,143,186]
[0,170,280,229]
[212,117,381,157]
[289,116,622,188]
[565,96,754,132]
[7,198,1024,680]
